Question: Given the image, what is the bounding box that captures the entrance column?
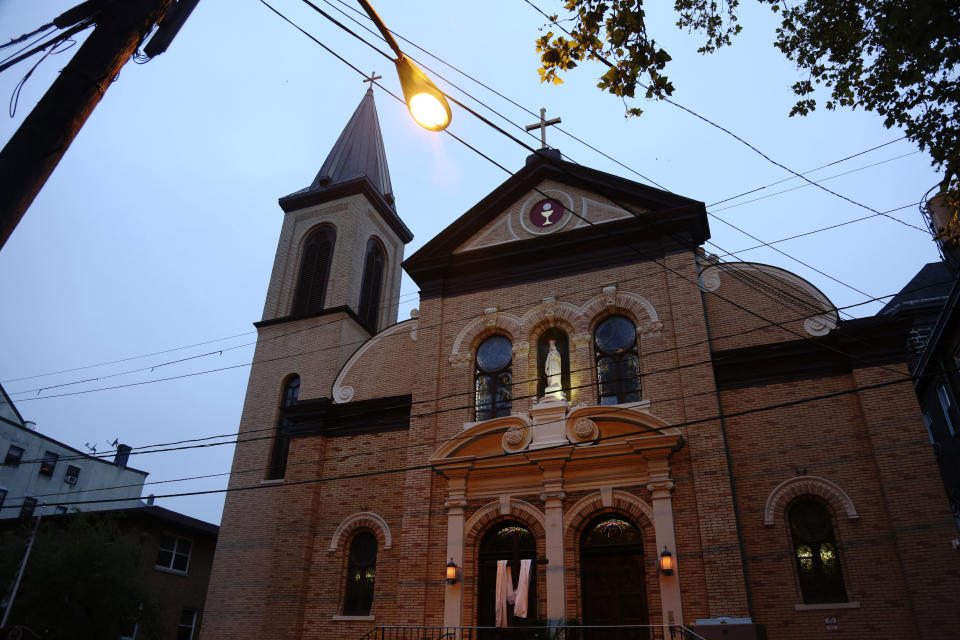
[443,467,470,628]
[646,452,683,626]
[533,455,568,624]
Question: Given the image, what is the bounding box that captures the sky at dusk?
[0,0,944,524]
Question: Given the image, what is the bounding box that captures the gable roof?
[879,261,953,316]
[403,151,709,296]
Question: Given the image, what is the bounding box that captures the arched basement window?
[358,238,385,332]
[343,530,377,615]
[594,315,641,405]
[292,226,335,316]
[789,499,848,604]
[266,375,299,480]
[475,335,512,421]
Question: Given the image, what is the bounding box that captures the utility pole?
[0,0,174,250]
[0,504,44,629]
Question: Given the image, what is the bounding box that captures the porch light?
[446,559,458,584]
[358,0,452,131]
[659,547,674,575]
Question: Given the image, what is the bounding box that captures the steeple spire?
[281,88,396,209]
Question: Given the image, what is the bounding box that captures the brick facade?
[201,103,960,640]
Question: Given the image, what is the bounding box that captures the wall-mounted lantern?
[660,547,675,576]
[446,559,458,585]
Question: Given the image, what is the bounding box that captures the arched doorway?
[580,515,648,638]
[477,521,538,635]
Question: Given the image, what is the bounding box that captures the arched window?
[292,226,335,316]
[267,375,300,480]
[536,329,570,399]
[477,521,537,628]
[475,335,512,421]
[789,499,847,603]
[343,530,377,615]
[594,315,641,405]
[358,238,385,332]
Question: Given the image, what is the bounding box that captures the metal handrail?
[356,625,707,640]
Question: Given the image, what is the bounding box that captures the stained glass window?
[344,531,377,615]
[594,315,641,405]
[789,499,847,603]
[475,335,512,421]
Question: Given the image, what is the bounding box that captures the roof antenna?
[84,442,97,454]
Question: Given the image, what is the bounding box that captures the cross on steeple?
[363,71,382,91]
[525,107,561,149]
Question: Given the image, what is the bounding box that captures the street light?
[358,0,452,131]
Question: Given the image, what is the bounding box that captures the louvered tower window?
[292,226,335,316]
[358,238,385,332]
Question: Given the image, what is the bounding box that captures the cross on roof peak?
[363,71,382,91]
[525,107,561,150]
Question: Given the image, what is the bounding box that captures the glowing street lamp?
[358,0,452,131]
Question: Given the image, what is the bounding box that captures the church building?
[201,88,960,640]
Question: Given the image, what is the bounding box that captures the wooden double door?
[580,516,649,640]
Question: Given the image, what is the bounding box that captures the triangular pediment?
[452,178,643,254]
[403,154,708,296]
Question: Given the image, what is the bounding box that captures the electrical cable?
[2,2,916,392]
[9,1,929,408]
[521,0,929,234]
[290,0,917,330]
[0,22,55,52]
[10,271,952,470]
[709,151,922,214]
[2,367,937,510]
[716,201,921,257]
[707,136,908,208]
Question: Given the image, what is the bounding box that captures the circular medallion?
[529,198,565,229]
[504,429,524,446]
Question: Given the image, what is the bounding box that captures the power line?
[7,0,920,407]
[709,151,922,214]
[290,0,918,338]
[4,3,917,392]
[11,271,950,471]
[520,0,929,234]
[715,201,921,257]
[3,369,932,510]
[707,136,908,208]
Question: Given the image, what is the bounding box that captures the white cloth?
[495,560,512,627]
[513,559,532,619]
[494,559,533,626]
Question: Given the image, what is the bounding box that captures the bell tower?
[260,86,413,335]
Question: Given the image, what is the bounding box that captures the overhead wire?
[10,0,928,409]
[2,3,916,390]
[291,0,914,326]
[520,0,929,234]
[2,2,941,509]
[10,271,952,471]
[2,367,939,510]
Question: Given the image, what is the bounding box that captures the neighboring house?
[0,502,218,640]
[0,383,147,519]
[884,193,960,535]
[201,88,960,640]
[120,504,219,640]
